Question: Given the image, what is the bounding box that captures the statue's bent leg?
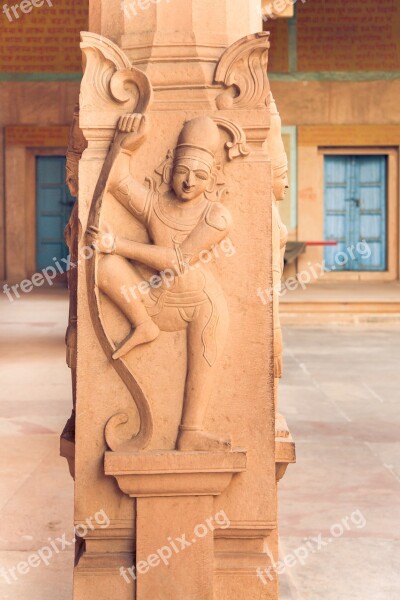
[97,254,159,358]
[177,293,230,452]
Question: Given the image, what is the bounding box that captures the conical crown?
[175,117,220,168]
[268,94,288,173]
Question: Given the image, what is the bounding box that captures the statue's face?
[66,165,78,197]
[172,158,212,202]
[272,170,289,202]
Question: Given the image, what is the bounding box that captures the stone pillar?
[70,2,295,599]
[89,0,262,88]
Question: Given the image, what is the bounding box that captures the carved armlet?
[109,175,153,226]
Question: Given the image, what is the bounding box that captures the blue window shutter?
[36,156,74,272]
[324,155,387,272]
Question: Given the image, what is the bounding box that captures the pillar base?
[275,415,296,482]
[105,449,246,599]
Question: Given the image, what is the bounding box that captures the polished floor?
[0,288,73,600]
[279,324,400,599]
[0,289,399,599]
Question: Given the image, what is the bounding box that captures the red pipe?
[305,241,338,246]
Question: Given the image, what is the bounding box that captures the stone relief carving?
[212,116,250,160]
[80,31,153,132]
[60,102,87,477]
[268,93,291,444]
[214,32,270,111]
[82,33,249,454]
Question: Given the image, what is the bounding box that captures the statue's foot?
[176,427,232,452]
[275,413,290,439]
[113,320,160,359]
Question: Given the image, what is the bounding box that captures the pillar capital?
[90,0,263,87]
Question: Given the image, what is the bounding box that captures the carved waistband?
[149,288,209,307]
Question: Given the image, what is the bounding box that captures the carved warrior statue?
[78,30,280,461]
[86,114,236,452]
[268,93,289,438]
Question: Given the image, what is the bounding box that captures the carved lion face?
[172,158,212,202]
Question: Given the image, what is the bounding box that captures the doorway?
[324,155,387,271]
[36,156,74,271]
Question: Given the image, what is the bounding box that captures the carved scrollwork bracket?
[80,31,153,132]
[213,116,250,160]
[214,32,271,111]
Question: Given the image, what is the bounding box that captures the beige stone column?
[90,0,262,89]
[71,2,294,599]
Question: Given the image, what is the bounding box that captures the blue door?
[324,155,387,271]
[36,156,74,271]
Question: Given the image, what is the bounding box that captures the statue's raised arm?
[107,113,152,224]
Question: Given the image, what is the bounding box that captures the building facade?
[1,0,399,284]
[266,0,400,282]
[0,0,86,283]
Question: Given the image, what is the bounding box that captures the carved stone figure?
[60,103,86,475]
[269,93,290,439]
[86,115,233,452]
